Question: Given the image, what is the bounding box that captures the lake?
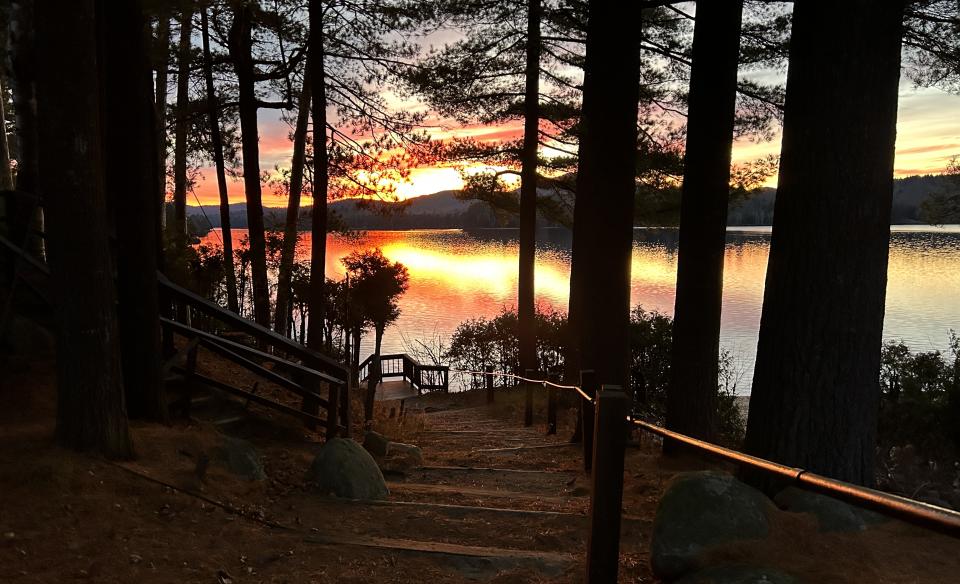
[199,226,960,391]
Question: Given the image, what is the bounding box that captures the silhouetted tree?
[342,249,409,421]
[37,0,132,457]
[200,7,240,313]
[172,4,193,247]
[274,58,311,335]
[570,0,640,391]
[744,0,906,488]
[665,1,744,449]
[101,0,165,421]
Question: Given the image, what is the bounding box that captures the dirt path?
[2,358,959,583]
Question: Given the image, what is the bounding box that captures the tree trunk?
[101,0,165,421]
[0,77,13,192]
[37,0,132,458]
[201,8,239,314]
[365,325,384,422]
[517,0,541,383]
[744,0,905,488]
[570,1,641,391]
[275,60,312,335]
[229,3,271,327]
[307,0,329,350]
[8,0,42,256]
[665,0,743,449]
[154,7,171,248]
[172,5,193,248]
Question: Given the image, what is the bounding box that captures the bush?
[879,335,960,461]
[445,305,746,441]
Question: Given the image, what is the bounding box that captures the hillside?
[185,174,959,231]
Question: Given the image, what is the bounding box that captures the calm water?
[199,226,960,389]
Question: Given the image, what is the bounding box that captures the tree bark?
[518,0,541,381]
[8,0,42,256]
[100,0,165,421]
[37,0,132,458]
[275,60,312,335]
[0,77,13,192]
[569,1,641,391]
[744,0,905,488]
[307,0,329,350]
[172,5,193,248]
[665,0,743,449]
[154,6,171,248]
[229,2,271,327]
[201,8,240,314]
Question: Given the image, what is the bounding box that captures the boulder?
[306,438,389,500]
[362,430,390,458]
[215,437,265,481]
[651,471,774,581]
[773,487,868,532]
[383,442,423,472]
[676,565,798,584]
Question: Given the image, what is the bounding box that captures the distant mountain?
[727,174,955,226]
[185,174,958,232]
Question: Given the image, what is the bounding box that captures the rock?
[215,437,266,481]
[306,438,389,500]
[773,487,867,532]
[676,565,798,584]
[362,431,390,458]
[383,442,423,472]
[651,471,774,581]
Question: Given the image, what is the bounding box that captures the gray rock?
[651,471,774,581]
[362,430,390,458]
[774,487,867,532]
[215,437,266,481]
[676,565,798,584]
[306,437,389,500]
[384,442,423,472]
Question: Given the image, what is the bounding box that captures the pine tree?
[744,0,906,488]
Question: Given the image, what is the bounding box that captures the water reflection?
[199,226,960,387]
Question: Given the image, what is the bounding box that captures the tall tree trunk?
[100,0,165,421]
[37,0,132,458]
[172,5,193,248]
[665,0,743,449]
[365,324,384,422]
[517,0,541,380]
[154,6,171,250]
[275,61,312,335]
[229,3,271,327]
[307,0,329,350]
[0,77,13,192]
[201,8,240,313]
[744,0,905,488]
[570,1,641,391]
[8,0,42,256]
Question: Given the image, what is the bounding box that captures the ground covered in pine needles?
[1,354,958,583]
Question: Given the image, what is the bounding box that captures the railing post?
[326,380,339,439]
[485,365,494,404]
[443,367,449,392]
[524,368,536,427]
[340,381,351,438]
[547,373,557,435]
[581,370,597,472]
[585,386,629,584]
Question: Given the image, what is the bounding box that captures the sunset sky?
[186,77,960,208]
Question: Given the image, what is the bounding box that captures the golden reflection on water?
[199,226,960,380]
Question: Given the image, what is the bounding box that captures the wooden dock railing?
[358,352,449,394]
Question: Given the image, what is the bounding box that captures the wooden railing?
[359,352,449,394]
[158,273,351,437]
